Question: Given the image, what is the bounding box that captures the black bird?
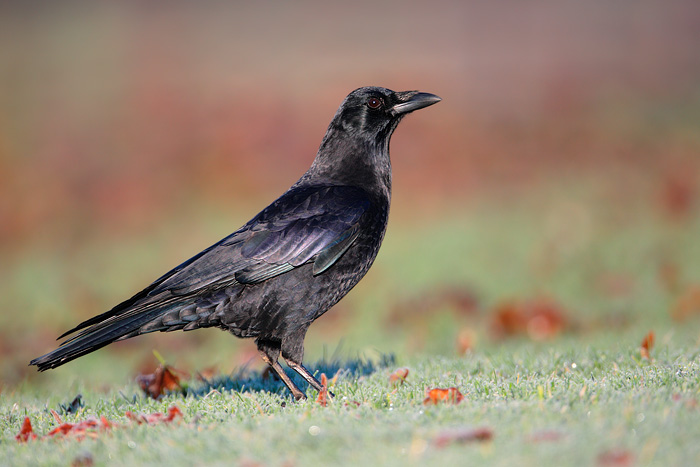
[30,86,441,399]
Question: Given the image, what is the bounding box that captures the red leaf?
[136,364,185,399]
[490,298,568,341]
[316,373,329,407]
[433,427,493,447]
[423,387,464,405]
[640,331,655,359]
[389,368,409,386]
[196,366,219,382]
[15,417,37,443]
[671,285,700,321]
[456,328,476,354]
[597,449,634,466]
[45,417,112,441]
[14,407,178,443]
[125,405,183,425]
[659,170,696,221]
[71,452,94,467]
[528,430,564,443]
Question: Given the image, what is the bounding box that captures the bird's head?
[306,86,440,191]
[331,86,441,144]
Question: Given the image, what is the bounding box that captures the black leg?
[285,360,335,398]
[259,351,306,400]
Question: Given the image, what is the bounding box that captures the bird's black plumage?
[30,86,441,399]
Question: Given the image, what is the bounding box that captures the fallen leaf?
[456,327,476,354]
[45,416,113,441]
[423,387,464,405]
[597,449,634,466]
[670,285,700,321]
[15,417,37,443]
[528,430,564,443]
[196,366,219,382]
[71,452,94,467]
[490,302,526,337]
[385,287,479,327]
[490,298,568,341]
[316,373,329,407]
[14,407,177,443]
[433,427,493,448]
[672,393,698,409]
[389,368,409,386]
[238,459,265,467]
[136,364,186,399]
[640,331,655,360]
[659,170,696,221]
[125,406,183,425]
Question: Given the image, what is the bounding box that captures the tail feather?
[30,309,167,371]
[30,286,237,371]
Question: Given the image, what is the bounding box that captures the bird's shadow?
[186,353,396,399]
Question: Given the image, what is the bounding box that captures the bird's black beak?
[390,91,442,116]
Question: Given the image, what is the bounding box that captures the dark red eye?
[367,97,383,109]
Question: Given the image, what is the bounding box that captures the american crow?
[30,86,441,399]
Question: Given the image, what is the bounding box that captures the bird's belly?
[220,230,384,341]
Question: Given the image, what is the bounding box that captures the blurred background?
[1,0,699,388]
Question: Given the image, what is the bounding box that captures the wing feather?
[154,185,369,292]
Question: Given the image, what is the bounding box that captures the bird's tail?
[30,308,166,371]
[29,296,213,371]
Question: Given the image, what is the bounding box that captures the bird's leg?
[285,359,335,398]
[258,351,306,401]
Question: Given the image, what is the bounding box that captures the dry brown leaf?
[125,406,183,425]
[640,331,655,360]
[385,287,479,328]
[528,430,564,443]
[433,427,493,448]
[15,417,37,443]
[389,368,409,386]
[196,366,219,382]
[70,452,95,467]
[490,298,568,341]
[456,327,476,354]
[45,416,113,441]
[16,414,115,443]
[71,452,94,467]
[671,285,700,321]
[136,364,186,399]
[316,373,329,407]
[597,449,634,466]
[423,387,464,405]
[659,170,696,221]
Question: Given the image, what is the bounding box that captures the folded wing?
[57,185,371,341]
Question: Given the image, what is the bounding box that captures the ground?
[2,176,699,466]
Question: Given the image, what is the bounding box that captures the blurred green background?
[1,0,699,388]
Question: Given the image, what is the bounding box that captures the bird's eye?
[367,97,383,109]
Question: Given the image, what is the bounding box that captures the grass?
[2,342,699,466]
[2,176,700,465]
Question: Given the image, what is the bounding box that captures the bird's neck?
[303,130,392,200]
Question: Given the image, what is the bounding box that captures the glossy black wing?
[156,185,370,293]
[54,185,370,342]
